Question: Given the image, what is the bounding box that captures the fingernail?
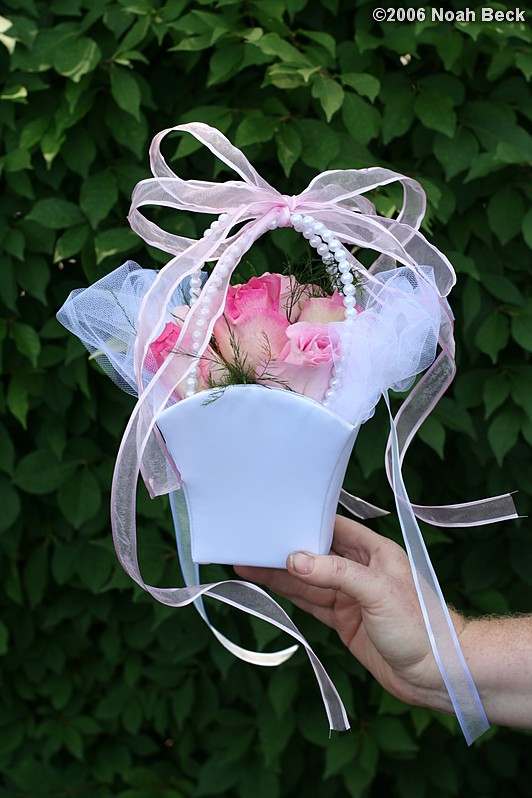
[289,551,315,574]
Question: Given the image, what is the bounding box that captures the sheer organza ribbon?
[111,123,516,742]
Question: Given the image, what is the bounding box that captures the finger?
[234,564,338,609]
[287,550,390,610]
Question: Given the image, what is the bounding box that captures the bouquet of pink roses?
[57,123,517,743]
[150,272,350,403]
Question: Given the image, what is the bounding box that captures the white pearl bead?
[192,329,202,340]
[303,215,314,225]
[321,230,333,242]
[338,261,350,273]
[340,272,354,285]
[211,220,220,229]
[317,243,329,256]
[335,250,347,262]
[203,228,212,238]
[290,213,302,226]
[197,318,206,328]
[268,218,278,229]
[329,377,339,389]
[325,388,335,400]
[186,376,197,387]
[302,228,313,239]
[309,236,321,247]
[219,212,229,221]
[343,296,356,308]
[314,222,325,235]
[343,284,356,296]
[192,342,200,353]
[328,238,341,251]
[345,307,357,319]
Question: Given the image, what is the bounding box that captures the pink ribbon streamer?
[111,123,517,739]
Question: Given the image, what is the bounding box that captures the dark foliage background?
[1,0,531,796]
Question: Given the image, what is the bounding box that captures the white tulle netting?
[57,261,198,399]
[329,265,442,426]
[57,260,441,429]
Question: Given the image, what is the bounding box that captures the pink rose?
[224,273,282,320]
[298,292,345,324]
[214,274,290,368]
[148,319,218,397]
[265,322,341,401]
[149,321,181,369]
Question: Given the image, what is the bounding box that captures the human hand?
[235,515,462,714]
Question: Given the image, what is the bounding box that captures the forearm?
[454,615,532,728]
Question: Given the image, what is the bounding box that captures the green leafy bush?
[1,0,531,796]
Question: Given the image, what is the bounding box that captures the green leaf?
[253,32,309,66]
[106,104,148,159]
[475,313,509,363]
[369,716,419,754]
[14,451,77,495]
[196,753,239,796]
[26,199,84,230]
[3,229,25,260]
[301,29,336,57]
[276,125,301,177]
[94,228,137,265]
[417,415,445,458]
[77,543,113,592]
[53,36,101,82]
[235,112,279,147]
[487,409,520,465]
[0,475,20,533]
[0,619,9,655]
[482,272,523,306]
[433,128,479,181]
[23,543,48,607]
[511,309,532,352]
[58,469,101,529]
[207,44,244,87]
[341,72,380,102]
[10,322,41,367]
[53,224,90,262]
[324,733,360,778]
[110,65,141,120]
[80,171,119,229]
[6,376,29,428]
[311,74,344,122]
[521,207,532,248]
[415,87,456,137]
[17,257,50,305]
[296,118,340,170]
[381,79,415,144]
[483,373,510,419]
[342,92,380,145]
[487,187,525,245]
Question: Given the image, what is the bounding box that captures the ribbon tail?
[339,489,390,519]
[385,393,489,745]
[169,489,298,666]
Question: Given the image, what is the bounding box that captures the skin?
[235,515,532,728]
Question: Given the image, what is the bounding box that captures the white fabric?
[157,385,359,567]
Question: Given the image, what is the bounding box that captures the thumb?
[287,551,388,609]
